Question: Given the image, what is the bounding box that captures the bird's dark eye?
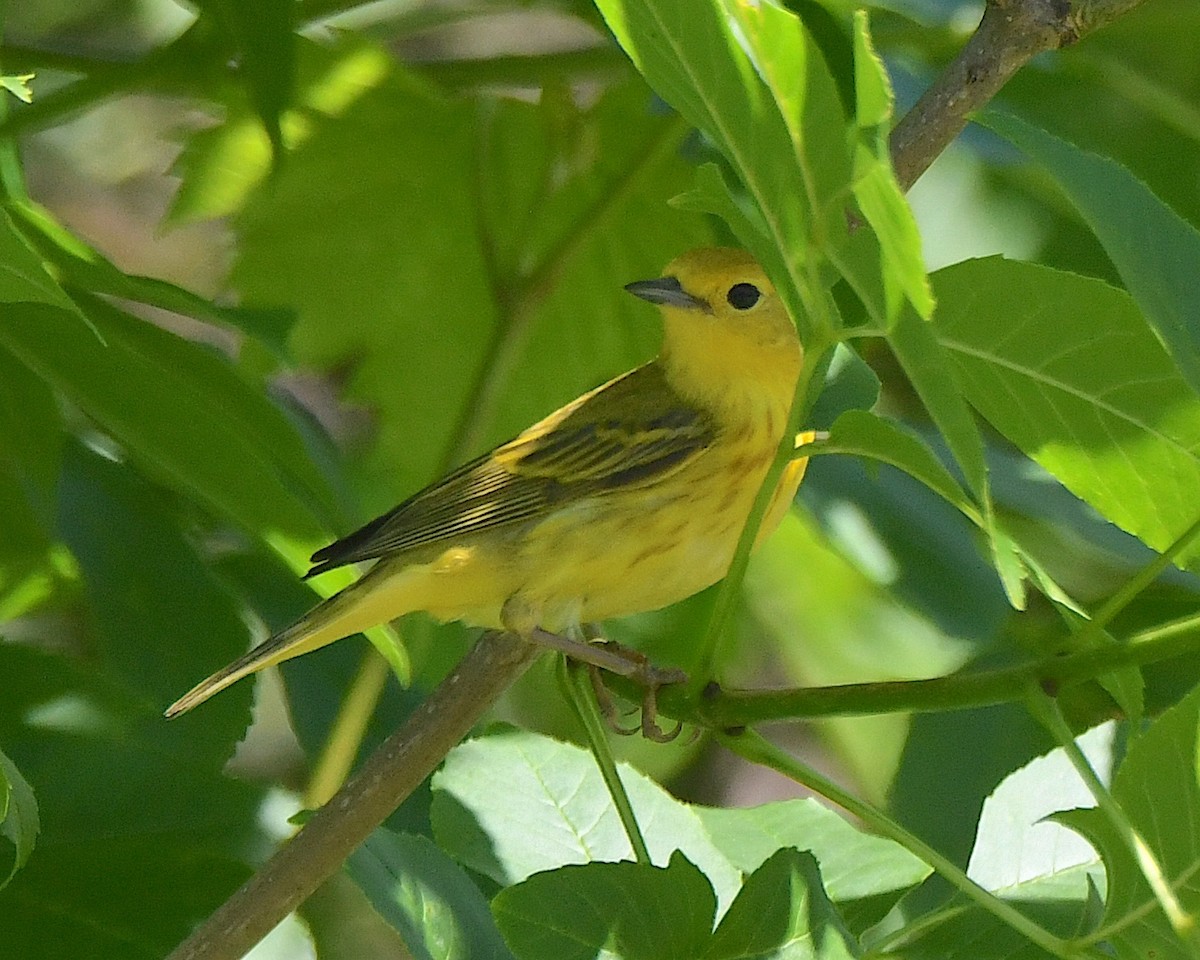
[726,282,761,310]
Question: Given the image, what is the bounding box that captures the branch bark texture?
[166,631,540,960]
[889,0,1149,191]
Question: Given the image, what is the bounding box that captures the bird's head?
[625,247,802,417]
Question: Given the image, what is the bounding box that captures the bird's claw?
[639,683,684,743]
[589,663,641,736]
[532,626,687,741]
[590,642,687,742]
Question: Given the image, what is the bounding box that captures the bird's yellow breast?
[411,425,806,634]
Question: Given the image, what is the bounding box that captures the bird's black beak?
[624,276,710,312]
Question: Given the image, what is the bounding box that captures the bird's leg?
[580,625,686,743]
[500,597,686,740]
[528,626,686,742]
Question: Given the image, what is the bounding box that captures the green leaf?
[0,643,121,737]
[347,830,514,960]
[196,0,295,158]
[236,73,709,514]
[696,800,930,935]
[850,146,932,323]
[930,257,1200,571]
[10,200,296,354]
[0,647,263,959]
[0,746,38,890]
[0,206,81,316]
[900,863,1102,960]
[56,442,255,762]
[809,410,973,517]
[889,302,987,504]
[1058,685,1200,958]
[0,838,250,960]
[889,704,1052,910]
[887,302,1017,604]
[0,300,334,551]
[0,343,62,516]
[595,0,850,342]
[670,162,770,256]
[851,13,890,129]
[965,723,1111,894]
[430,728,742,914]
[1,637,263,855]
[805,344,880,430]
[706,849,860,960]
[170,37,393,224]
[984,111,1200,398]
[493,850,716,960]
[0,346,62,603]
[0,466,55,618]
[0,74,34,104]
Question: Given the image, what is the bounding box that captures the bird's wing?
[305,364,715,576]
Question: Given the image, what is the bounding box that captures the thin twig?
[668,609,1200,728]
[560,659,652,865]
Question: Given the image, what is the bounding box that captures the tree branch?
[166,631,540,960]
[681,612,1200,728]
[888,0,1151,191]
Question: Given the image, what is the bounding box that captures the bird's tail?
[165,564,415,718]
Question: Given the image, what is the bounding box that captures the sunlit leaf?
[1059,686,1200,958]
[430,728,742,915]
[984,112,1200,401]
[930,257,1200,571]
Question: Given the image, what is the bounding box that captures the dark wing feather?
[305,363,714,577]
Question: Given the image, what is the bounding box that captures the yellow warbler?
[166,247,808,718]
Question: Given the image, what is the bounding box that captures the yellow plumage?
[166,247,807,718]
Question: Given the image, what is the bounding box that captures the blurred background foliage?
[2,0,1200,957]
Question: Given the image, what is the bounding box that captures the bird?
[166,247,809,721]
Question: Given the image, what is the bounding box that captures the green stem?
[559,658,652,866]
[677,506,1200,727]
[1026,688,1200,951]
[681,608,1200,727]
[694,335,835,684]
[1090,512,1200,636]
[719,729,1097,960]
[304,649,391,806]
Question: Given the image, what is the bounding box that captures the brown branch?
[166,631,540,960]
[888,0,1151,191]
